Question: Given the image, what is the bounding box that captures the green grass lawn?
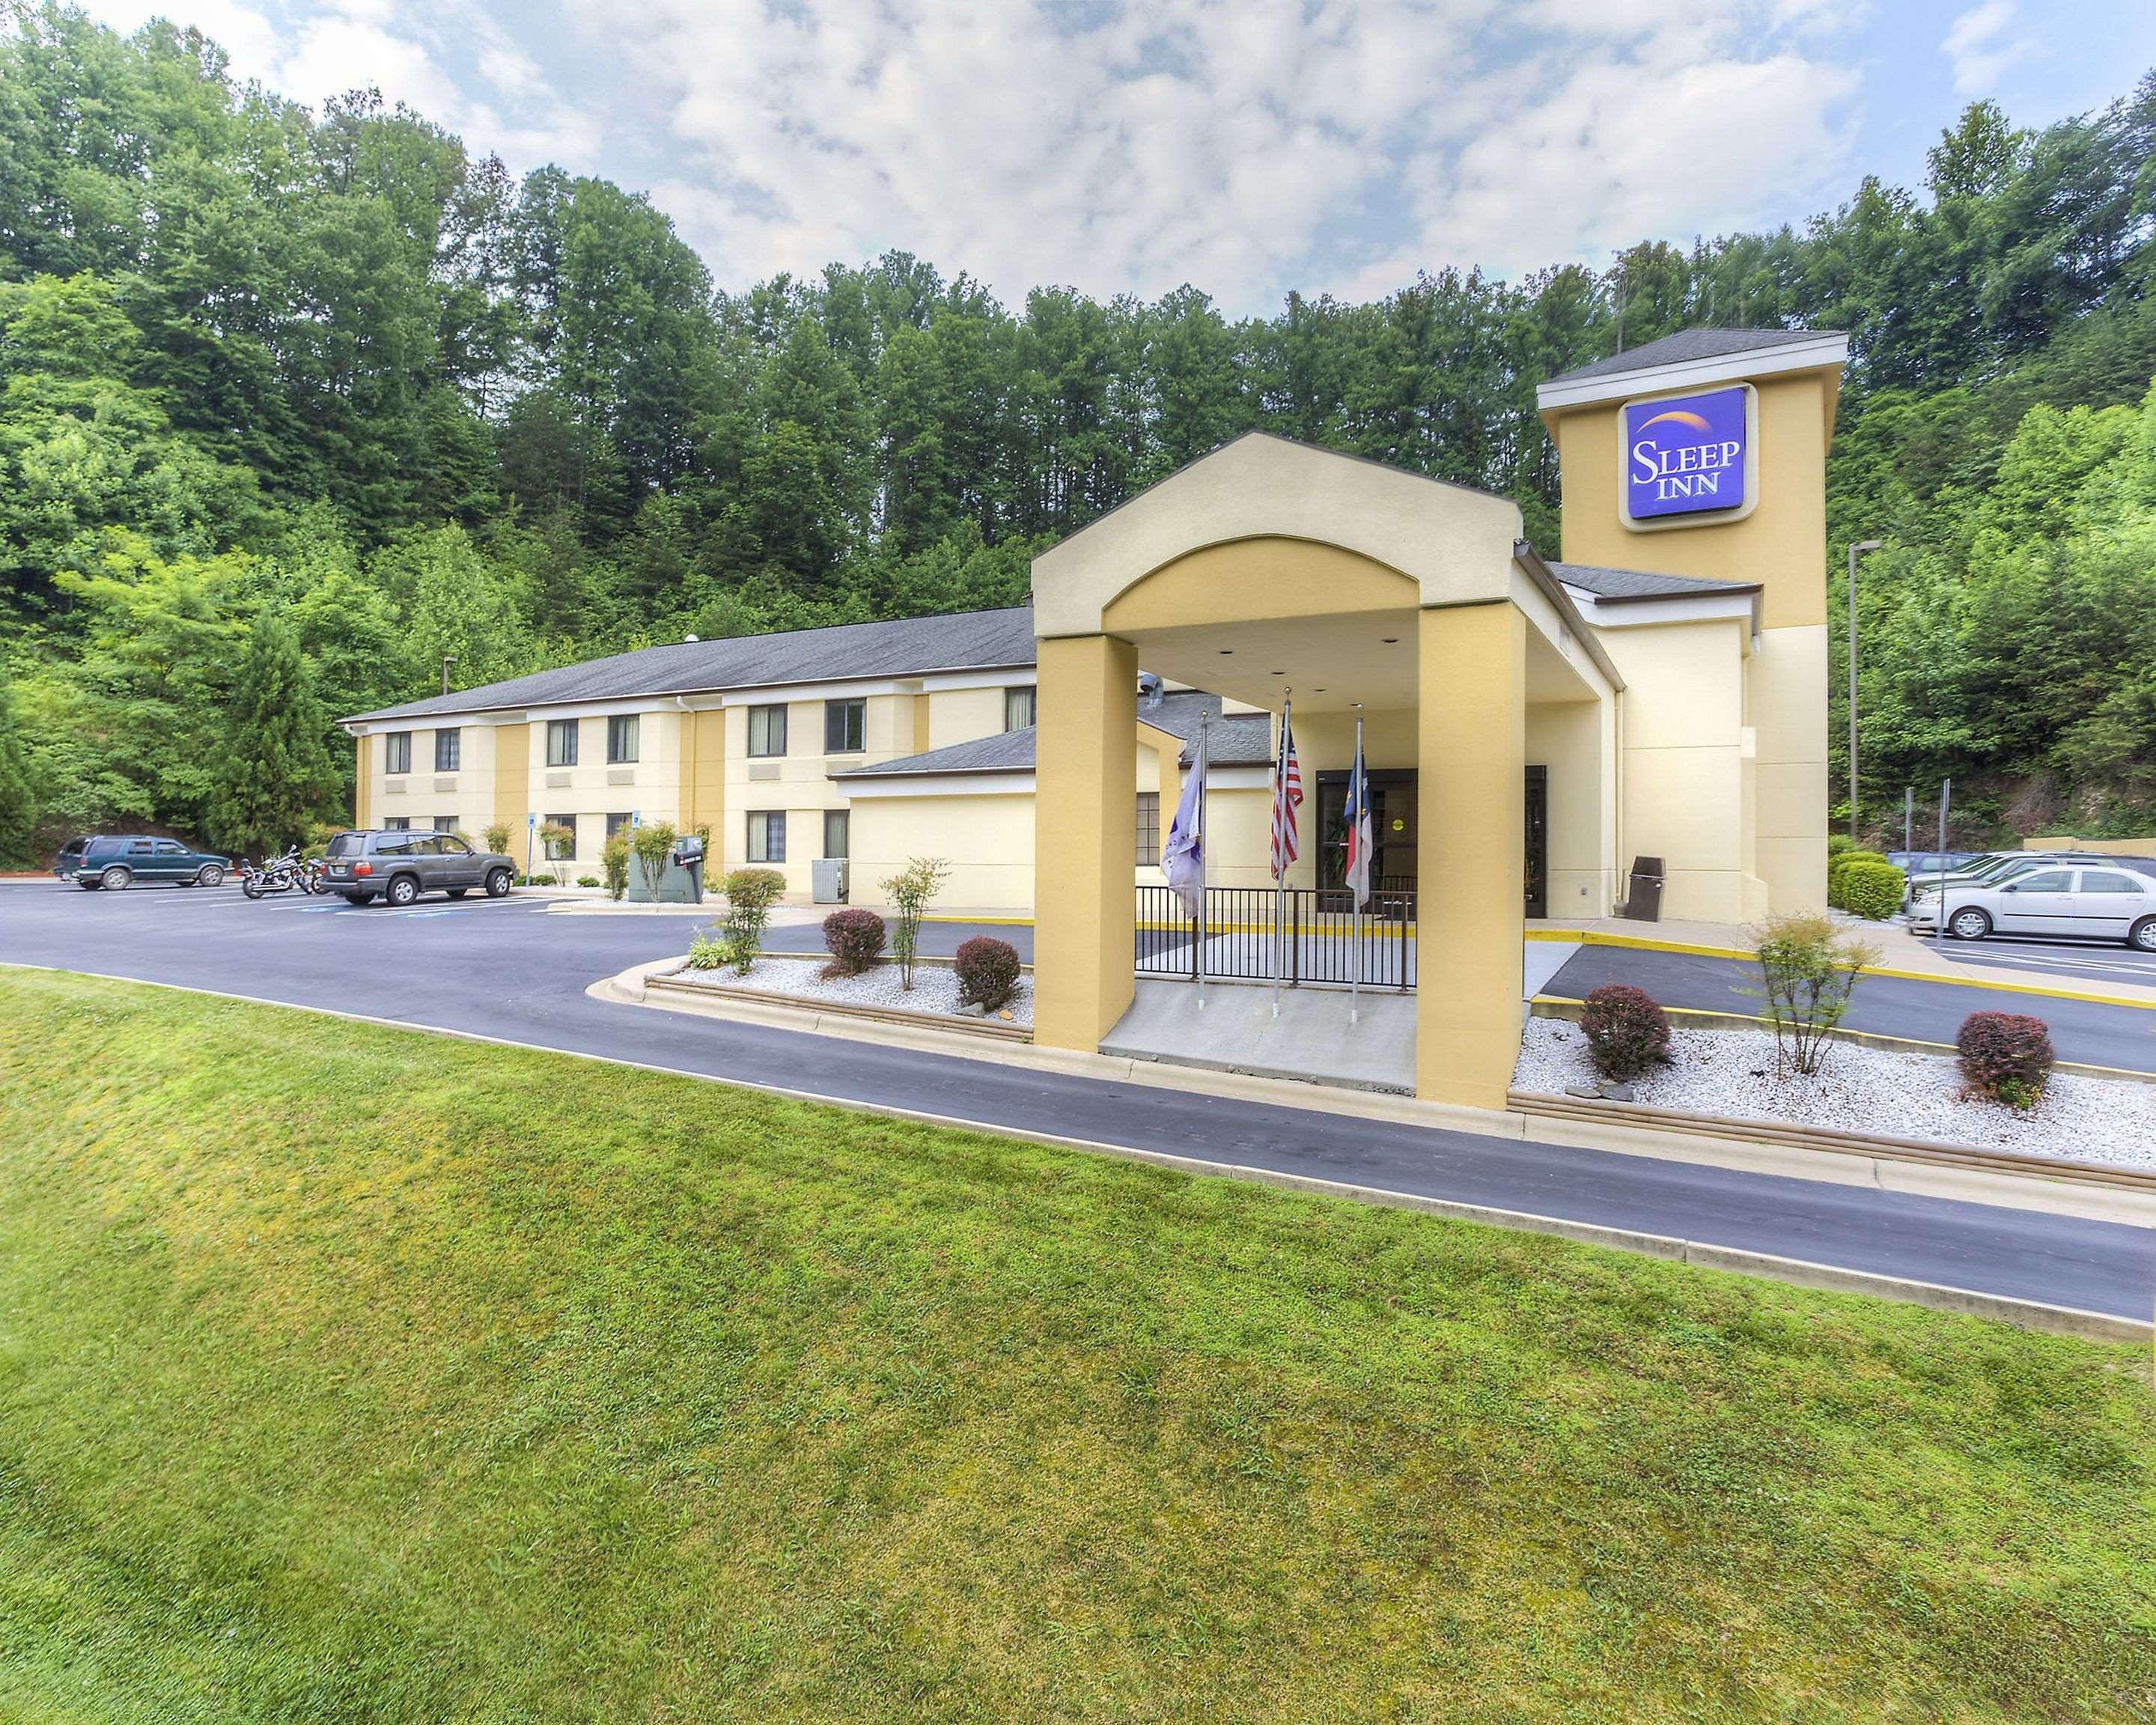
[0,970,2152,1723]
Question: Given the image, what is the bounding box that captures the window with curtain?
[607,714,639,763]
[546,719,579,767]
[746,810,786,862]
[543,815,577,859]
[433,728,460,772]
[823,809,850,858]
[385,731,412,775]
[748,705,788,756]
[1004,687,1036,731]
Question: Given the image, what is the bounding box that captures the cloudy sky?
[73,0,2156,313]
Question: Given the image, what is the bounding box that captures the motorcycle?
[240,845,312,899]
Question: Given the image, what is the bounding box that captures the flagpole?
[1195,707,1207,1011]
[1271,692,1289,1018]
[1350,705,1363,1026]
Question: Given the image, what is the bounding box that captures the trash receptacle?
[1621,855,1664,922]
[812,857,848,904]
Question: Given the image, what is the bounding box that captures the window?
[376,836,413,853]
[409,835,443,856]
[2012,870,2073,894]
[1134,792,1160,867]
[127,839,153,854]
[746,810,786,863]
[823,809,850,859]
[439,835,472,855]
[546,719,579,767]
[327,833,365,857]
[154,839,187,856]
[434,728,461,773]
[605,812,635,842]
[543,815,577,860]
[383,816,410,832]
[607,714,639,764]
[385,731,412,775]
[748,705,788,757]
[824,698,865,754]
[2080,871,2148,895]
[1004,686,1037,731]
[433,815,460,833]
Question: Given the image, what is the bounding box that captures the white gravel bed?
[673,953,1032,1027]
[1513,1017,2156,1168]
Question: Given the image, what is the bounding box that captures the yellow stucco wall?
[1103,538,1418,635]
[1526,699,1611,917]
[850,794,1036,910]
[1595,618,1756,922]
[1032,633,1138,1050]
[1549,361,1836,913]
[1416,601,1526,1110]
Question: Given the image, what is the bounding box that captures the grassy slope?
[0,970,2150,1724]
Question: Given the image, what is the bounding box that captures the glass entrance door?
[1317,770,1417,892]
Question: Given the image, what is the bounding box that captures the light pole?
[1846,540,1883,839]
[441,653,457,699]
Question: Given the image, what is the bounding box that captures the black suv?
[323,830,517,907]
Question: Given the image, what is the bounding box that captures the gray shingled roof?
[342,605,1038,724]
[833,727,1040,779]
[1552,562,1760,603]
[832,687,1276,781]
[1541,327,1833,387]
[1139,688,1275,765]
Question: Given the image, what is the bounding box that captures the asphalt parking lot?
[1920,926,2156,985]
[4,877,2152,1323]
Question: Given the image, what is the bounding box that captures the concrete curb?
[1531,924,2156,1011]
[9,959,2148,1346]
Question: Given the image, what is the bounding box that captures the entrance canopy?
[1028,432,1619,1111]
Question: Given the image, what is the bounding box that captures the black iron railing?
[1135,884,1416,991]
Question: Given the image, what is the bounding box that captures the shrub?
[576,874,602,889]
[600,828,631,901]
[821,907,887,977]
[954,936,1023,1011]
[1833,859,1906,920]
[536,823,575,886]
[484,823,513,857]
[686,927,728,970]
[1957,1011,2055,1110]
[1827,833,1856,857]
[719,867,787,967]
[1749,912,1881,1077]
[630,821,677,898]
[880,856,950,989]
[1577,984,1670,1081]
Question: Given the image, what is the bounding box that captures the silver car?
[1907,862,2156,950]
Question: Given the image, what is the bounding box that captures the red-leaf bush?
[1578,983,1672,1081]
[954,936,1023,1011]
[820,907,887,977]
[1956,1011,2054,1109]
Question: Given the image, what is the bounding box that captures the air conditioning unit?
[811,857,849,904]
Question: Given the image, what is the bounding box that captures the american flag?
[1269,699,1303,880]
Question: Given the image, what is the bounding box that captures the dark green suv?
[323,830,517,907]
[55,834,231,890]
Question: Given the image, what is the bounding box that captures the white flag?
[1160,723,1208,916]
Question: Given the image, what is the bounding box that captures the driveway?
[1,880,2150,1322]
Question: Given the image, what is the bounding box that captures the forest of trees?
[1,3,2154,863]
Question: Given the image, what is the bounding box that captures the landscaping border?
[646,963,1032,1041]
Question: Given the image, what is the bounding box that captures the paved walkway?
[1,879,2151,1323]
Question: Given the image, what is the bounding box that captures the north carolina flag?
[1343,734,1372,910]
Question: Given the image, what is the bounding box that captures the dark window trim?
[747,705,788,758]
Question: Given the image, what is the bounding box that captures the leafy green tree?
[212,609,336,854]
[0,651,37,865]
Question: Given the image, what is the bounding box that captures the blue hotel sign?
[1624,386,1750,522]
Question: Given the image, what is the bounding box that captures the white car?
[1907,862,2156,950]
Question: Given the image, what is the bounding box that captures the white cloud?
[76,0,605,168]
[582,0,1857,312]
[1941,1,2023,97]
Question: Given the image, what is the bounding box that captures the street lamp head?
[1851,539,1884,554]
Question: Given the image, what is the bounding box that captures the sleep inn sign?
[1621,384,1755,526]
